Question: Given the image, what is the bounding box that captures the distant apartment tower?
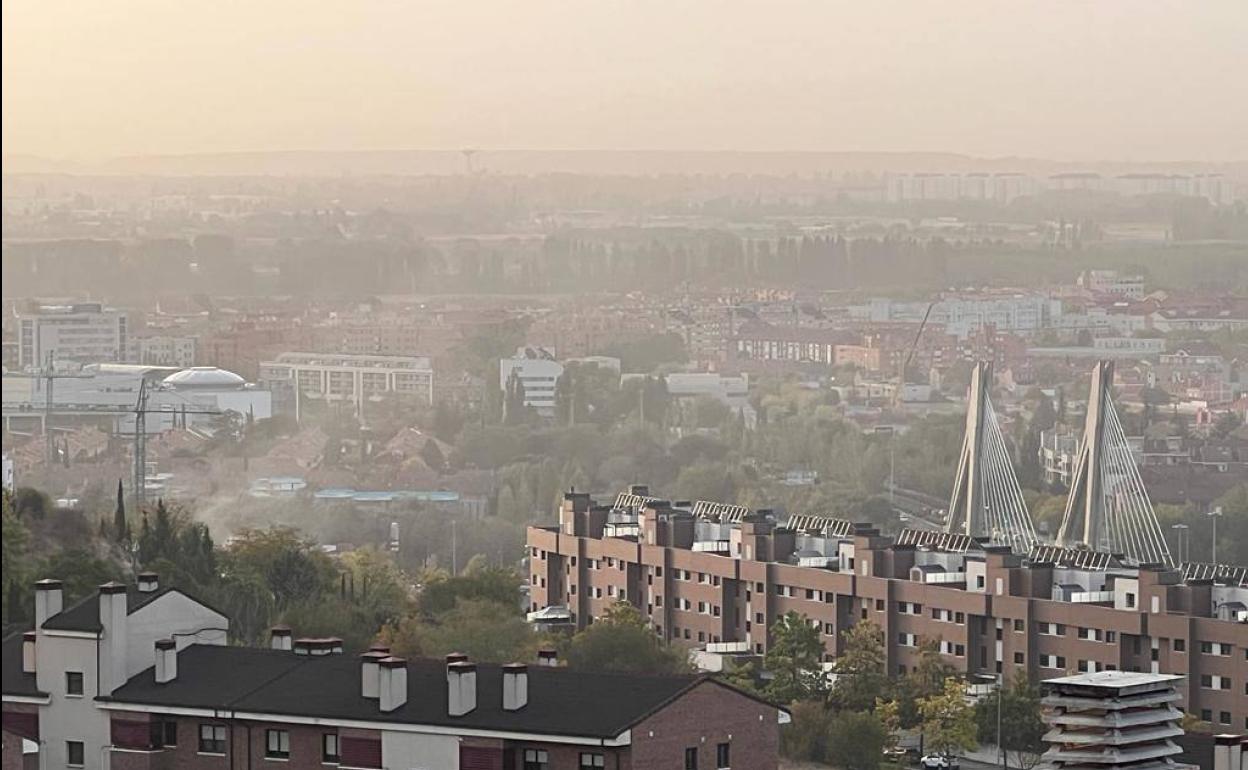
[17,303,128,368]
[499,347,564,415]
[259,353,434,419]
[135,335,197,368]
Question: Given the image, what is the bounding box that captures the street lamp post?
[1171,523,1189,564]
[1207,507,1223,563]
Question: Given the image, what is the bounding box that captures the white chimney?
[447,660,477,716]
[34,579,63,628]
[379,657,408,712]
[22,632,36,674]
[269,626,293,650]
[98,582,128,696]
[502,663,529,711]
[537,647,559,667]
[137,572,159,593]
[155,639,177,684]
[361,651,388,698]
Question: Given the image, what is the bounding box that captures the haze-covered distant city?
[3,3,1246,770]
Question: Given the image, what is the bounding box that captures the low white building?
[259,352,434,419]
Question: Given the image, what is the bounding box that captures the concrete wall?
[124,592,227,678]
[382,729,460,769]
[35,631,109,770]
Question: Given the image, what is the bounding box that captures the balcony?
[1069,591,1115,604]
[692,540,731,554]
[922,571,968,585]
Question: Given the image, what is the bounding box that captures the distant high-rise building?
[17,303,128,368]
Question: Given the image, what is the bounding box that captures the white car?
[921,754,960,770]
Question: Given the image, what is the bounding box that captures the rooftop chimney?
[502,663,529,711]
[368,644,391,655]
[447,660,477,716]
[269,626,293,651]
[446,652,468,666]
[537,646,559,667]
[155,639,177,684]
[22,632,35,674]
[34,579,63,628]
[361,651,388,698]
[137,572,159,593]
[98,582,129,696]
[379,657,408,712]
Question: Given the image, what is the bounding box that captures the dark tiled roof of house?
[103,646,764,739]
[40,586,210,632]
[1,631,42,697]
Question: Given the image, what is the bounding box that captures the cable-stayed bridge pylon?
[945,362,1039,552]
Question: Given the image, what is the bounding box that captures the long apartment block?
[526,488,1248,731]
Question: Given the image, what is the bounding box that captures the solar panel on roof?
[896,528,974,553]
[1028,545,1116,570]
[612,492,658,511]
[1181,562,1248,587]
[785,514,854,538]
[691,500,748,523]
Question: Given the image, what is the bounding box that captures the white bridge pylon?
[945,362,1039,552]
[1056,361,1173,566]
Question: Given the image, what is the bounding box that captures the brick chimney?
[536,646,558,667]
[447,660,477,716]
[269,625,293,650]
[22,632,35,674]
[98,582,128,696]
[137,571,159,593]
[34,579,63,627]
[502,663,528,711]
[155,639,177,684]
[361,651,388,698]
[379,657,408,712]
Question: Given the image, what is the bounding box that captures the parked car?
[921,754,960,770]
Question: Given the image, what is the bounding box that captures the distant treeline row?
[3,224,1246,300]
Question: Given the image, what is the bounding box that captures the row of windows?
[196,724,339,763]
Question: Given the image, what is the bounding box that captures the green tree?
[976,674,1046,770]
[896,637,958,728]
[1,491,31,623]
[780,700,834,763]
[563,601,691,675]
[222,527,337,612]
[10,487,50,520]
[828,709,889,770]
[382,598,538,663]
[113,479,129,543]
[830,620,888,712]
[764,611,828,704]
[418,565,520,617]
[919,678,978,758]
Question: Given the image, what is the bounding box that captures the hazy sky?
[3,0,1246,162]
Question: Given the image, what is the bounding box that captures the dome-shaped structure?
[162,366,246,390]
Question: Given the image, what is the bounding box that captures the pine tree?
[113,479,129,543]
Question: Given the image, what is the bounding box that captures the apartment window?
[876,599,885,611]
[1014,619,1024,632]
[1220,712,1232,726]
[67,741,85,767]
[1106,631,1117,643]
[976,575,986,589]
[955,644,966,657]
[199,724,227,754]
[824,623,835,635]
[524,748,550,770]
[1173,639,1185,652]
[686,747,699,770]
[756,612,764,624]
[1125,593,1136,608]
[1201,675,1213,688]
[955,612,965,624]
[153,719,177,748]
[1014,652,1025,664]
[322,733,340,764]
[806,589,816,600]
[1201,709,1212,722]
[66,671,84,696]
[717,742,731,769]
[265,729,290,759]
[580,753,606,769]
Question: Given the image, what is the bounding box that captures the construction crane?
[125,378,220,508]
[892,300,937,409]
[5,351,94,464]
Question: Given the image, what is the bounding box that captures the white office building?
[259,352,434,419]
[499,347,564,415]
[17,303,129,369]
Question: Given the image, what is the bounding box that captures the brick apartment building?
[527,490,1248,732]
[2,575,784,770]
